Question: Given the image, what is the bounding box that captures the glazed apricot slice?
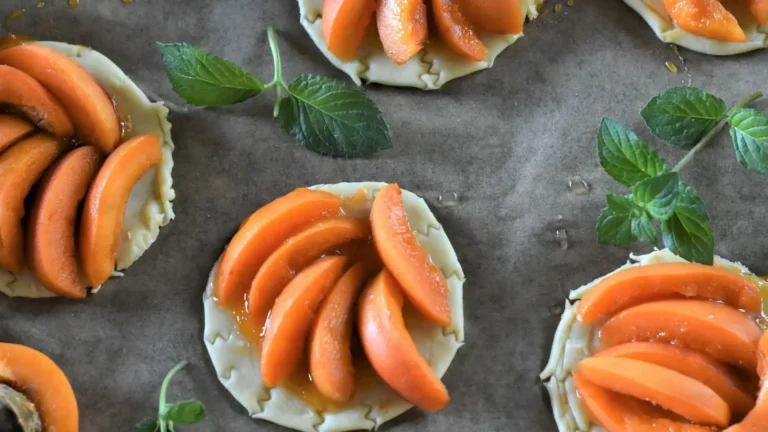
[377,0,428,64]
[359,269,450,412]
[0,65,74,137]
[461,0,523,34]
[577,262,761,324]
[0,133,69,274]
[595,343,755,414]
[0,115,34,152]
[726,334,768,431]
[0,44,120,153]
[433,0,488,61]
[749,0,768,25]
[323,0,377,61]
[600,300,763,369]
[261,255,348,387]
[664,0,748,42]
[215,189,342,306]
[0,343,78,432]
[28,146,103,299]
[371,184,451,326]
[247,217,370,324]
[80,134,162,287]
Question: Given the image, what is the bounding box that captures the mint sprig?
[158,28,392,158]
[134,361,205,432]
[641,87,727,146]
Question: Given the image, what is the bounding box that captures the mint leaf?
[661,182,714,265]
[157,43,263,107]
[597,194,640,246]
[597,117,669,187]
[631,212,657,245]
[278,75,392,157]
[729,108,768,174]
[641,87,727,146]
[631,172,679,220]
[161,401,205,425]
[134,418,158,432]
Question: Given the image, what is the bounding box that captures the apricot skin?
[0,65,74,137]
[0,114,34,152]
[461,0,523,34]
[433,0,488,62]
[664,0,748,42]
[377,0,429,64]
[322,0,377,61]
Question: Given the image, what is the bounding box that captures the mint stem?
[267,27,284,118]
[158,361,188,432]
[673,92,763,172]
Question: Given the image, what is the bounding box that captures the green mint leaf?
[160,400,206,425]
[134,418,158,432]
[641,87,727,146]
[278,75,392,158]
[597,117,669,187]
[157,43,263,107]
[596,194,640,246]
[631,212,658,245]
[661,182,714,265]
[729,108,768,175]
[631,172,680,220]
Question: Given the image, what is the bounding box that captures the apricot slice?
[725,334,768,431]
[27,146,103,299]
[0,44,120,153]
[577,262,761,324]
[748,0,768,25]
[573,369,719,432]
[358,269,450,412]
[433,0,488,61]
[247,217,369,324]
[595,342,755,414]
[0,133,69,274]
[261,255,348,387]
[664,0,748,42]
[460,0,523,34]
[0,65,74,137]
[0,115,34,152]
[370,184,451,326]
[215,189,342,306]
[0,343,78,432]
[377,0,428,64]
[80,134,162,287]
[323,0,377,61]
[600,300,763,369]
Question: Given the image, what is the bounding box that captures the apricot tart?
[0,41,175,299]
[203,182,465,431]
[541,249,768,431]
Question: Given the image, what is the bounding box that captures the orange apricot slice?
[80,134,162,287]
[748,0,768,25]
[0,343,78,432]
[664,0,748,42]
[377,0,428,64]
[460,0,523,34]
[599,300,763,369]
[725,334,768,431]
[359,269,450,411]
[0,133,69,274]
[247,217,370,324]
[595,342,755,414]
[323,0,377,61]
[0,44,120,153]
[0,65,74,137]
[215,188,342,306]
[370,184,451,326]
[309,260,379,402]
[577,262,761,324]
[433,0,488,62]
[573,368,719,432]
[261,255,348,387]
[0,114,34,152]
[27,146,103,299]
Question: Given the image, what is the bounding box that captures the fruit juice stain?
[68,0,79,9]
[6,9,25,23]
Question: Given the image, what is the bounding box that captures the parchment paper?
[1,1,767,431]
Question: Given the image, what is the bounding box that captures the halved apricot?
[28,146,103,299]
[577,262,761,324]
[215,189,342,306]
[261,255,348,387]
[600,300,763,369]
[460,0,523,34]
[0,133,69,273]
[0,65,74,137]
[80,134,162,287]
[0,114,34,152]
[358,269,450,412]
[323,0,377,61]
[748,0,768,25]
[370,184,451,326]
[0,44,120,153]
[433,0,488,61]
[0,343,78,432]
[595,343,755,414]
[724,333,768,431]
[664,0,748,42]
[377,0,428,64]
